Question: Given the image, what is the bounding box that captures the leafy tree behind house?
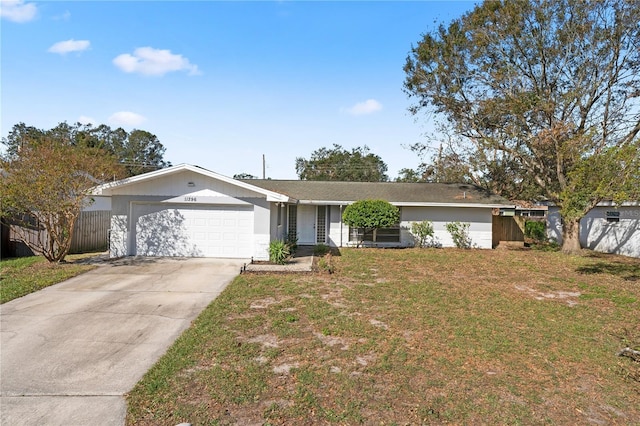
[0,136,123,262]
[3,122,171,177]
[296,144,389,181]
[404,0,640,253]
[342,199,400,246]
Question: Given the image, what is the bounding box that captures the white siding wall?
[84,195,111,211]
[327,205,347,247]
[548,206,640,258]
[324,205,494,249]
[401,206,493,249]
[252,200,271,260]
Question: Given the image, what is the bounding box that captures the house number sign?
[184,196,197,202]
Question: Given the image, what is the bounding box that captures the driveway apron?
[1,257,244,426]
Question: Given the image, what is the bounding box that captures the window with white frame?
[348,208,401,243]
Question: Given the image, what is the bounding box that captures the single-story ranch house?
[92,164,513,260]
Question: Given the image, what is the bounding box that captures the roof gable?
[92,164,288,202]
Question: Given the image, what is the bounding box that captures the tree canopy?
[1,136,123,262]
[296,144,389,182]
[3,122,170,177]
[404,0,640,253]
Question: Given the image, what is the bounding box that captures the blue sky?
[1,0,475,179]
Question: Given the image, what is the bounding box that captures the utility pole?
[262,154,266,179]
[436,144,443,183]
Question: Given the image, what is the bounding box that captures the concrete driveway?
[1,257,244,426]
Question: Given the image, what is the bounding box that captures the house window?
[606,211,620,223]
[349,226,401,243]
[348,207,401,243]
[288,205,297,240]
[316,206,327,243]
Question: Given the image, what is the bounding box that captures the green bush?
[524,221,546,242]
[313,244,330,256]
[342,199,400,246]
[410,220,437,248]
[445,221,473,249]
[268,240,290,264]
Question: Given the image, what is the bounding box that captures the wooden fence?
[0,210,111,258]
[492,215,525,248]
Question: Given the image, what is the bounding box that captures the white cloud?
[48,39,90,55]
[52,10,71,21]
[109,111,146,127]
[78,115,96,126]
[342,99,383,116]
[113,47,201,76]
[1,0,37,23]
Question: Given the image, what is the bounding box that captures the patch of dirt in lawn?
[514,284,582,306]
[249,296,287,309]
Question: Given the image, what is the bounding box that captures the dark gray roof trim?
[241,180,511,206]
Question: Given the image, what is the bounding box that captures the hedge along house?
[92,164,513,260]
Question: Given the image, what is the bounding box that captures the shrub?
[268,240,290,264]
[285,235,298,254]
[342,199,400,247]
[316,253,335,274]
[313,244,330,256]
[445,221,473,249]
[410,220,436,248]
[524,220,546,243]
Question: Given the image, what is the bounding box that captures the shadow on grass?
[577,259,640,281]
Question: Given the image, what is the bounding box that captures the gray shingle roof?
[242,180,511,206]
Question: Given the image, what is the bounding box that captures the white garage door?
[132,204,253,258]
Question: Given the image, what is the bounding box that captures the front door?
[297,205,316,244]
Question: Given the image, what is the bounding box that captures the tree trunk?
[561,217,582,254]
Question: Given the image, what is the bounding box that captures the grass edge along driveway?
[126,248,640,425]
[1,254,98,304]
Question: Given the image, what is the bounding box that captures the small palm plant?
[268,240,290,264]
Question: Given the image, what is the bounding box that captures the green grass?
[1,254,97,303]
[126,248,640,425]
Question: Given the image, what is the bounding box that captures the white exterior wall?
[324,205,494,249]
[84,195,111,211]
[252,200,271,260]
[548,206,640,258]
[327,205,347,247]
[267,203,288,242]
[401,206,493,249]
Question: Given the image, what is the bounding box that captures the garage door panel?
[133,204,253,258]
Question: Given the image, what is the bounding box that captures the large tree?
[3,122,170,177]
[1,136,123,262]
[404,0,640,253]
[296,144,389,181]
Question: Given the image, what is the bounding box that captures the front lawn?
[127,248,640,425]
[0,254,98,303]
